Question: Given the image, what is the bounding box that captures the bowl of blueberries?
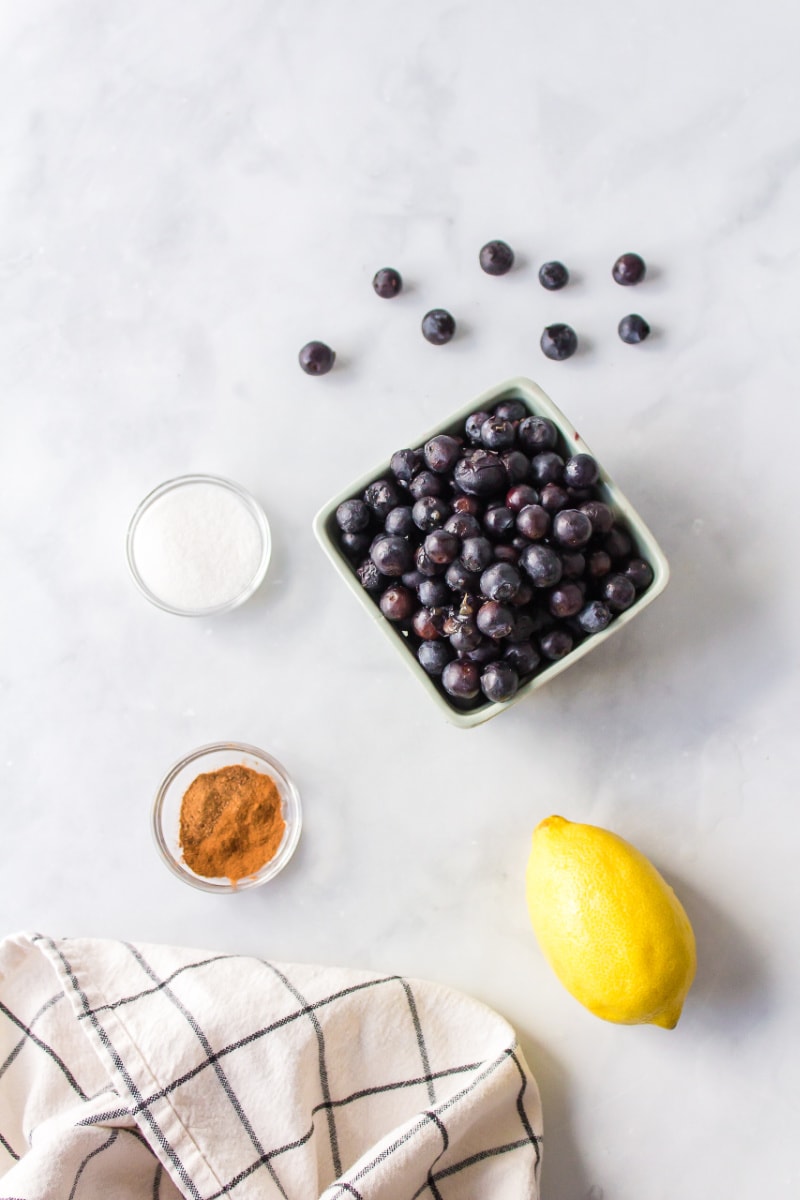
[313,377,669,728]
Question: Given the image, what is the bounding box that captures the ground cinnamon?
[179,764,285,884]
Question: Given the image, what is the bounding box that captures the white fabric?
[0,933,542,1199]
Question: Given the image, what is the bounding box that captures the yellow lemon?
[525,815,696,1028]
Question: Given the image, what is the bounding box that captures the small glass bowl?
[126,474,271,617]
[152,742,302,892]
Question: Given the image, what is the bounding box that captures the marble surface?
[2,1,799,1196]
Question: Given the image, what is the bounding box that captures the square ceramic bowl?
[313,377,669,728]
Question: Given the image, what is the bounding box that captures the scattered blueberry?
[538,261,569,290]
[422,309,456,345]
[479,240,515,276]
[372,267,402,298]
[390,448,422,483]
[577,600,612,634]
[603,573,637,612]
[618,314,651,344]
[299,340,335,375]
[539,628,574,661]
[626,558,655,591]
[540,323,578,361]
[612,253,646,286]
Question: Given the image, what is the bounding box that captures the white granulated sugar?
[133,482,264,611]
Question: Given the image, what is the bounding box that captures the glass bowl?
[152,742,302,892]
[126,474,271,616]
[313,376,670,729]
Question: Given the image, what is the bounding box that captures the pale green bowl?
[312,377,669,728]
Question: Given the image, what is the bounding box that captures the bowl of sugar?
[126,474,271,616]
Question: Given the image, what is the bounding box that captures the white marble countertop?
[2,1,799,1196]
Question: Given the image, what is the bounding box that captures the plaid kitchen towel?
[0,933,542,1199]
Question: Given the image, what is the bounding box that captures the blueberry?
[539,482,570,513]
[422,309,456,345]
[483,506,515,540]
[340,531,372,560]
[424,434,461,474]
[424,529,460,564]
[476,600,515,640]
[370,536,412,576]
[479,239,515,275]
[415,544,445,577]
[465,411,491,443]
[552,509,593,549]
[605,526,634,560]
[539,628,574,661]
[518,415,557,453]
[453,450,507,497]
[390,448,422,483]
[418,641,453,676]
[564,454,599,488]
[493,544,519,565]
[516,504,549,540]
[560,550,586,579]
[548,583,584,619]
[451,493,482,516]
[412,495,451,532]
[587,550,613,579]
[364,479,400,519]
[356,559,384,592]
[577,600,612,634]
[618,314,651,344]
[408,470,444,500]
[494,398,528,422]
[372,267,402,298]
[384,506,414,537]
[442,659,481,699]
[530,452,565,487]
[507,484,539,513]
[504,640,541,676]
[412,607,445,639]
[444,511,481,539]
[298,340,335,375]
[480,416,516,451]
[625,558,655,591]
[540,323,577,361]
[580,499,614,535]
[461,536,494,574]
[480,561,521,602]
[538,261,569,290]
[480,662,519,703]
[379,586,415,621]
[445,560,481,593]
[612,253,646,286]
[335,498,370,534]
[465,639,502,667]
[418,578,449,608]
[402,569,427,591]
[520,543,563,588]
[449,619,483,654]
[603,573,637,612]
[502,451,530,485]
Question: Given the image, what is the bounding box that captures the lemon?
[525,815,696,1028]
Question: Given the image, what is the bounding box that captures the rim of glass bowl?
[126,473,272,617]
[151,741,302,892]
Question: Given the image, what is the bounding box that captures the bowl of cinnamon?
[152,742,302,891]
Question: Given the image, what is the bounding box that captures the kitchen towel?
[0,933,542,1199]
